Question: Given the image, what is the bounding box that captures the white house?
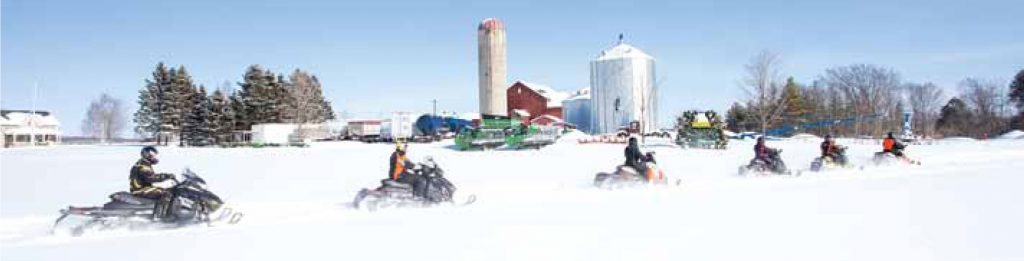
[1,110,62,147]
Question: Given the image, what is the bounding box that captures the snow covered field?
[2,137,1023,261]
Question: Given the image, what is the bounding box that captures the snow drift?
[2,139,1023,261]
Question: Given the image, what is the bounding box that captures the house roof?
[564,87,591,101]
[512,80,569,107]
[530,114,564,124]
[0,110,60,127]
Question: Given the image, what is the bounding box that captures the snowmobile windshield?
[181,170,207,186]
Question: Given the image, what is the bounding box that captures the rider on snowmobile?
[388,142,427,197]
[754,136,773,163]
[820,134,843,163]
[624,137,647,173]
[130,146,175,219]
[882,132,905,157]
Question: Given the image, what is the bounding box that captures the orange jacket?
[389,152,409,180]
[882,138,895,152]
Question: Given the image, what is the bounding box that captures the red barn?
[506,81,568,125]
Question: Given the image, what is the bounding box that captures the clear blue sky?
[3,0,1022,136]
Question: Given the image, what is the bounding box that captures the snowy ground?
[2,137,1023,261]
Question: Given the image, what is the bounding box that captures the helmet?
[887,132,894,138]
[141,146,159,164]
[395,142,407,152]
[825,134,833,140]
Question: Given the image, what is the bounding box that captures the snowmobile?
[53,169,242,236]
[872,143,921,165]
[810,146,852,172]
[593,152,673,189]
[738,148,795,175]
[352,157,474,210]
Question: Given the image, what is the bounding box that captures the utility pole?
[432,99,438,116]
[30,82,38,146]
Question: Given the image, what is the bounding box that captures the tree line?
[133,63,335,146]
[727,51,1024,139]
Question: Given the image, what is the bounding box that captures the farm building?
[506,81,568,125]
[1,110,61,147]
[562,87,592,133]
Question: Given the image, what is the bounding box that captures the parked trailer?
[347,120,383,142]
[380,112,417,142]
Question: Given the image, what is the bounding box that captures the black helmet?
[887,132,894,138]
[825,134,833,139]
[628,137,638,144]
[141,146,159,164]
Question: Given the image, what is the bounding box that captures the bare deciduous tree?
[740,50,787,134]
[83,93,127,142]
[959,78,1006,137]
[819,64,902,136]
[904,82,945,137]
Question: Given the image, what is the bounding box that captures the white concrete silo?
[477,18,508,118]
[589,41,656,134]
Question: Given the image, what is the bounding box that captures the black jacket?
[129,158,172,192]
[624,143,644,169]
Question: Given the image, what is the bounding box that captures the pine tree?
[1010,69,1024,111]
[936,97,974,137]
[271,74,294,123]
[310,75,335,121]
[209,89,236,144]
[237,65,273,129]
[133,63,173,143]
[1010,69,1024,129]
[164,66,199,145]
[183,86,214,146]
[288,70,336,124]
[781,77,805,127]
[725,102,752,132]
[230,92,246,133]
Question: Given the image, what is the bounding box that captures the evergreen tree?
[229,91,246,132]
[183,86,214,146]
[311,75,336,121]
[271,74,294,123]
[781,77,805,126]
[1010,69,1024,112]
[288,70,336,124]
[133,62,173,143]
[166,66,199,144]
[237,65,275,129]
[1010,69,1024,128]
[936,97,974,137]
[209,89,236,144]
[725,102,754,132]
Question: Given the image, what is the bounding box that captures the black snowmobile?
[593,152,672,189]
[738,148,793,175]
[352,157,474,210]
[810,146,851,172]
[53,169,242,236]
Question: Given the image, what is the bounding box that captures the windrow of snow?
[941,136,978,142]
[997,130,1024,139]
[788,133,821,140]
[555,130,592,144]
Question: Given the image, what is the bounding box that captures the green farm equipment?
[454,118,559,150]
[675,110,728,149]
